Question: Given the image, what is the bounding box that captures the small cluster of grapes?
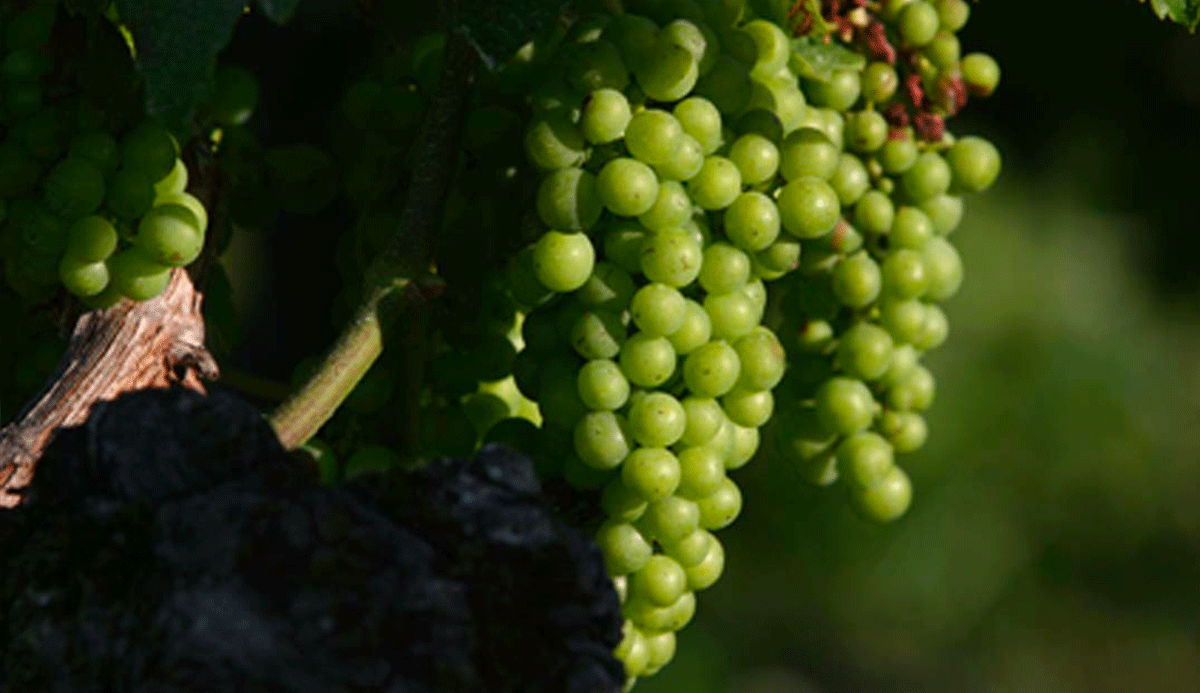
[0,1,209,308]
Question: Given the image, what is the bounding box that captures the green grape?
[829,153,870,206]
[837,431,895,488]
[673,96,724,154]
[946,135,1001,193]
[603,220,649,274]
[525,111,587,169]
[622,447,682,501]
[879,298,928,344]
[914,302,949,350]
[693,54,752,115]
[723,190,780,252]
[537,167,602,230]
[578,358,632,411]
[598,157,660,217]
[533,231,595,292]
[639,495,701,543]
[581,88,633,144]
[845,110,889,153]
[801,69,860,111]
[105,167,156,221]
[605,12,659,64]
[631,592,695,637]
[778,176,840,239]
[69,131,119,172]
[881,248,929,299]
[616,622,650,679]
[934,0,970,30]
[107,246,172,301]
[698,242,750,295]
[721,387,772,428]
[667,299,713,354]
[631,283,687,336]
[754,237,800,274]
[924,31,961,70]
[638,180,692,231]
[887,363,935,411]
[685,535,724,590]
[880,409,928,452]
[902,151,952,203]
[570,309,627,359]
[921,236,963,300]
[734,108,783,143]
[861,61,899,103]
[815,376,877,435]
[628,391,688,447]
[597,521,654,575]
[640,228,702,287]
[135,204,204,267]
[704,289,759,342]
[961,52,1000,96]
[575,410,634,469]
[578,262,636,311]
[567,39,629,92]
[58,256,109,297]
[744,78,807,133]
[636,38,699,102]
[43,157,105,218]
[695,476,741,530]
[122,121,179,181]
[65,215,118,262]
[686,156,741,211]
[207,64,259,127]
[653,133,706,182]
[619,332,677,387]
[854,465,912,521]
[154,190,210,236]
[154,158,188,197]
[626,109,685,166]
[662,528,714,567]
[794,319,835,354]
[675,445,726,498]
[831,250,882,308]
[727,133,778,185]
[642,631,678,674]
[880,136,920,174]
[732,326,785,390]
[890,206,934,249]
[897,0,939,47]
[837,322,894,380]
[661,19,716,75]
[683,340,740,397]
[779,128,838,181]
[920,194,964,235]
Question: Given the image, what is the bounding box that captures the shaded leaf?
[789,36,866,83]
[458,0,568,70]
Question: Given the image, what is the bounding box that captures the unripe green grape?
[683,339,740,397]
[698,242,751,295]
[135,204,204,267]
[537,167,602,230]
[65,215,118,262]
[661,19,716,75]
[122,122,179,181]
[207,64,259,127]
[155,191,209,233]
[723,190,780,252]
[779,127,838,182]
[581,88,633,144]
[745,79,807,134]
[676,445,726,498]
[920,194,964,235]
[694,54,752,115]
[154,158,189,197]
[567,39,629,92]
[619,332,677,387]
[888,363,935,411]
[628,391,687,448]
[639,495,701,543]
[108,247,172,301]
[837,431,895,489]
[831,250,881,308]
[914,302,949,350]
[603,220,649,274]
[727,133,778,185]
[541,370,589,430]
[673,96,724,154]
[43,157,105,218]
[754,237,800,274]
[622,447,682,501]
[598,157,660,217]
[597,521,653,575]
[837,322,894,381]
[733,326,785,390]
[606,12,659,66]
[667,299,712,354]
[778,177,840,239]
[853,191,894,235]
[890,206,934,249]
[946,135,1002,193]
[725,421,760,469]
[630,554,688,607]
[795,319,835,354]
[897,0,939,47]
[630,282,686,336]
[577,262,636,311]
[58,256,109,297]
[739,18,790,75]
[570,309,626,359]
[663,528,714,567]
[640,228,702,287]
[854,465,912,521]
[638,180,692,230]
[815,376,877,435]
[704,289,760,341]
[921,236,963,300]
[934,0,970,29]
[845,110,889,153]
[626,109,685,166]
[641,614,687,656]
[695,476,741,530]
[734,108,783,145]
[881,248,929,299]
[687,156,742,210]
[924,31,961,70]
[533,230,595,292]
[685,535,724,590]
[575,410,633,469]
[880,136,920,174]
[706,415,736,461]
[636,39,699,102]
[879,298,927,345]
[578,358,631,410]
[722,387,772,428]
[653,133,706,182]
[69,131,119,172]
[861,62,899,103]
[880,410,928,452]
[525,111,587,169]
[902,151,952,202]
[830,153,870,206]
[961,52,1000,96]
[602,476,650,522]
[615,621,650,678]
[801,69,860,111]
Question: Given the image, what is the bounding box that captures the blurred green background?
[639,2,1200,691]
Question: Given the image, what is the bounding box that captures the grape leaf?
[789,36,867,83]
[115,0,246,119]
[1139,0,1200,30]
[457,0,568,70]
[257,0,302,24]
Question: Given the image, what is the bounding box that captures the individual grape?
[578,358,631,410]
[902,151,952,202]
[69,131,119,172]
[606,12,659,65]
[630,282,687,337]
[675,445,726,498]
[575,410,633,469]
[897,0,939,47]
[721,387,773,428]
[754,238,800,276]
[802,69,861,111]
[640,227,702,287]
[961,52,1000,96]
[831,250,882,308]
[934,0,971,30]
[642,631,678,674]
[683,340,740,397]
[567,39,629,92]
[58,256,109,297]
[745,79,807,133]
[881,248,929,299]
[661,19,716,75]
[525,111,587,169]
[686,156,741,210]
[924,31,961,70]
[667,299,713,354]
[615,622,650,678]
[630,554,688,607]
[134,204,204,267]
[207,64,260,127]
[597,521,654,575]
[673,96,724,154]
[628,391,688,447]
[107,247,172,301]
[662,528,714,567]
[602,476,650,523]
[622,447,682,501]
[779,128,839,182]
[693,54,752,115]
[697,243,750,295]
[636,38,699,102]
[778,177,840,239]
[638,180,692,231]
[153,192,209,234]
[43,157,105,218]
[837,322,894,381]
[704,289,760,341]
[685,535,724,590]
[740,19,790,76]
[861,61,899,103]
[920,194,964,235]
[733,327,785,390]
[880,136,920,175]
[725,421,760,469]
[639,495,701,543]
[946,135,1002,193]
[914,303,949,350]
[879,298,928,345]
[854,189,896,235]
[887,363,936,411]
[921,236,963,300]
[880,410,928,452]
[815,376,877,435]
[854,465,912,521]
[727,133,779,186]
[629,110,687,166]
[603,220,649,274]
[536,167,602,230]
[652,133,706,182]
[570,309,626,359]
[65,215,118,262]
[598,157,660,217]
[577,262,636,311]
[154,158,189,197]
[121,121,179,181]
[829,153,870,206]
[532,231,595,292]
[695,476,741,530]
[723,191,780,252]
[581,88,633,144]
[619,332,677,387]
[845,110,889,153]
[837,431,895,488]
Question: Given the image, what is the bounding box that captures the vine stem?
[267,27,477,450]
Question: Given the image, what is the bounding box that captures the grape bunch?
[432,0,1004,685]
[0,1,209,309]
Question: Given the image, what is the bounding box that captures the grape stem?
[268,14,477,450]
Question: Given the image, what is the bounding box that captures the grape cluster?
[452,0,1002,685]
[0,1,209,308]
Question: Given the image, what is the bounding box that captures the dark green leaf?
[457,0,568,71]
[1140,0,1200,30]
[789,37,866,83]
[115,0,246,119]
[257,0,303,25]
